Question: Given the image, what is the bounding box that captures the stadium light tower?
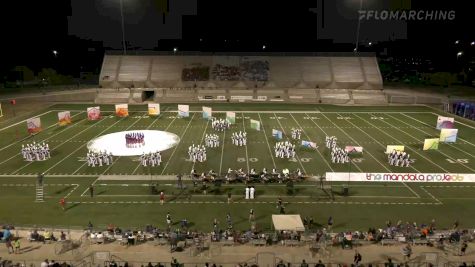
[457,51,463,58]
[354,0,364,53]
[119,0,127,55]
[52,50,58,57]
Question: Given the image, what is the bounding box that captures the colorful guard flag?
[436,116,454,129]
[87,106,101,121]
[148,103,160,116]
[423,138,439,150]
[115,104,129,117]
[202,106,212,120]
[250,119,261,131]
[344,146,363,154]
[301,140,318,149]
[272,129,283,139]
[58,111,72,126]
[439,128,458,143]
[226,111,236,124]
[178,104,189,117]
[385,145,404,154]
[26,117,42,134]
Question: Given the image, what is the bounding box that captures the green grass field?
[1,103,475,231]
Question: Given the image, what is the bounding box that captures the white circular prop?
[87,130,180,156]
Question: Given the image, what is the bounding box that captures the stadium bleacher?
[97,54,384,104]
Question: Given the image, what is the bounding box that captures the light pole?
[354,0,364,53]
[119,0,127,55]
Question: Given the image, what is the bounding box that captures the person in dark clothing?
[354,250,362,266]
[89,185,94,198]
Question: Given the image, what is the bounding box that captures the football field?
[1,103,475,231]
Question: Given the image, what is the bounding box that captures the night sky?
[1,0,473,78]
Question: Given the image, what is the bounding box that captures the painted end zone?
[326,172,475,183]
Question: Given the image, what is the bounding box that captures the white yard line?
[63,184,80,199]
[368,113,475,173]
[331,113,422,198]
[9,117,110,174]
[58,110,435,114]
[419,186,442,204]
[75,113,146,175]
[131,110,175,175]
[398,113,475,157]
[390,113,475,160]
[430,112,475,130]
[318,113,368,173]
[257,113,276,169]
[41,117,128,175]
[289,113,334,172]
[0,111,85,152]
[0,116,91,166]
[190,118,210,172]
[273,113,307,174]
[218,127,226,175]
[160,113,197,175]
[241,112,250,173]
[80,177,100,197]
[0,110,53,132]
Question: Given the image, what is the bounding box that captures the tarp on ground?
[271,214,305,232]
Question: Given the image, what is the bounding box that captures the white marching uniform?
[21,142,51,162]
[274,141,295,159]
[211,118,230,132]
[188,144,207,163]
[231,132,247,147]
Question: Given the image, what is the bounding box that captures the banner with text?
[202,106,212,120]
[226,111,236,124]
[148,103,160,116]
[57,111,72,126]
[250,119,261,131]
[423,138,440,150]
[326,172,475,183]
[27,117,42,134]
[178,104,189,117]
[115,104,129,117]
[440,128,458,143]
[385,145,405,154]
[436,116,454,130]
[87,107,101,121]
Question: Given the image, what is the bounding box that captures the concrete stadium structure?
[97,53,386,104]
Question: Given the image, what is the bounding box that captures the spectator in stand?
[460,241,468,256]
[5,236,14,254]
[385,258,394,267]
[354,250,362,266]
[276,260,286,267]
[60,231,67,241]
[402,244,412,261]
[41,259,49,267]
[315,260,325,267]
[13,237,21,254]
[300,260,309,267]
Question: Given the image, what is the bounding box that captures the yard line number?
[237,157,258,162]
[446,158,469,164]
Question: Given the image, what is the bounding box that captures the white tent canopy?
[272,214,305,231]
